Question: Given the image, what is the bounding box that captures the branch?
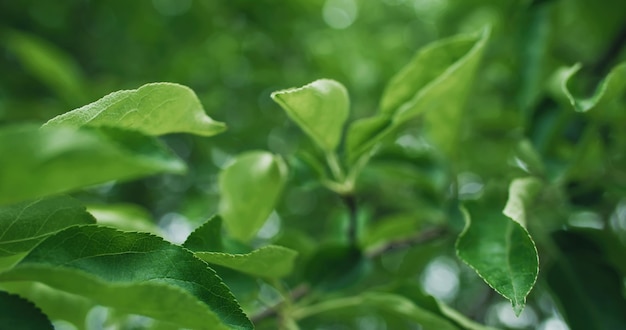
[250,283,310,324]
[342,194,358,246]
[365,226,449,259]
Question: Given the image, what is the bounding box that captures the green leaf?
[345,115,393,164]
[547,230,626,330]
[183,215,224,252]
[0,291,53,330]
[346,28,490,161]
[3,30,86,105]
[556,62,626,113]
[0,196,95,257]
[0,125,185,206]
[304,243,368,291]
[456,204,538,316]
[194,245,298,279]
[503,177,543,228]
[0,282,93,328]
[87,203,161,235]
[0,225,252,330]
[293,292,460,330]
[271,79,350,152]
[43,82,226,137]
[218,151,288,242]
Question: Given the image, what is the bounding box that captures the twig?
[250,284,310,324]
[365,226,449,259]
[342,194,358,247]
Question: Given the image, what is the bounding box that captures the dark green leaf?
[456,204,538,316]
[271,79,350,152]
[0,225,253,330]
[0,196,95,257]
[0,291,53,330]
[43,83,226,137]
[547,230,626,330]
[0,125,185,206]
[304,243,368,291]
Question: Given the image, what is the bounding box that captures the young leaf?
[183,215,224,252]
[503,177,543,228]
[0,196,95,257]
[43,83,226,137]
[0,291,53,329]
[0,125,185,206]
[456,204,538,316]
[556,62,626,113]
[271,79,349,152]
[194,245,298,279]
[0,225,253,330]
[346,28,490,161]
[218,151,287,242]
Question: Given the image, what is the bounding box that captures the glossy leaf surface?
[0,196,95,257]
[44,83,226,137]
[218,151,287,242]
[271,79,349,152]
[456,205,538,316]
[0,125,185,206]
[0,225,252,330]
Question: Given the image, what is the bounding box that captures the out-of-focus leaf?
[0,225,252,330]
[194,246,298,279]
[304,243,368,291]
[503,177,543,227]
[183,215,223,252]
[218,151,287,242]
[0,125,185,206]
[0,291,53,329]
[3,30,86,105]
[547,230,626,330]
[43,83,226,137]
[0,196,95,257]
[293,292,459,330]
[346,28,490,162]
[271,79,349,152]
[0,282,93,329]
[389,282,496,330]
[456,204,538,316]
[87,203,161,235]
[556,62,626,113]
[361,214,422,250]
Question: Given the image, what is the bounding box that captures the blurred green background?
[1,0,626,329]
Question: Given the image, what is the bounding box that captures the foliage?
[1,1,626,329]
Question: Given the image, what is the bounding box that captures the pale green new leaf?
[0,196,95,257]
[87,203,161,235]
[0,225,253,330]
[503,177,543,227]
[195,246,298,279]
[456,205,538,316]
[271,79,349,152]
[346,28,490,162]
[219,151,288,242]
[0,125,185,206]
[556,62,626,113]
[0,291,53,329]
[43,83,226,137]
